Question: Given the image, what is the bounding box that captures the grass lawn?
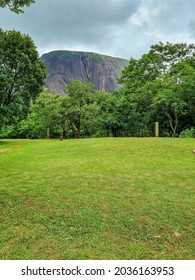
[0,138,194,260]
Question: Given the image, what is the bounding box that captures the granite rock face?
[41,50,128,95]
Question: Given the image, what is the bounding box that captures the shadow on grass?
[0,140,10,146]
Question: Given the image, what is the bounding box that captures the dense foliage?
[0,42,195,139]
[118,42,195,137]
[0,29,47,130]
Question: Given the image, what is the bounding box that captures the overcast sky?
[0,0,194,59]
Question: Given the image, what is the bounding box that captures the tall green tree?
[171,60,195,114]
[23,90,63,138]
[64,80,95,138]
[0,0,35,13]
[0,29,47,127]
[151,76,188,137]
[118,42,195,92]
[95,91,126,137]
[80,102,100,137]
[118,42,195,137]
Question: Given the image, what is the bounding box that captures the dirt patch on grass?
[0,148,12,154]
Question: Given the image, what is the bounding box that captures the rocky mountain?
[41,50,128,95]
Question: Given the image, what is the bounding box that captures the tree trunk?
[139,126,144,137]
[165,112,178,138]
[75,129,80,139]
[75,125,80,138]
[47,127,50,139]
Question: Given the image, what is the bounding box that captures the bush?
[180,128,195,138]
[0,125,15,139]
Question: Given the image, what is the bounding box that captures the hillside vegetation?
[0,138,194,259]
[46,50,128,65]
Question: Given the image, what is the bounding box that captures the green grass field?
[0,138,194,260]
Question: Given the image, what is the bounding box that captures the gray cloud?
[0,0,194,59]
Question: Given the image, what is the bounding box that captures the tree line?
[0,2,195,138]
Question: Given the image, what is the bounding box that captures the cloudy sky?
[0,0,194,59]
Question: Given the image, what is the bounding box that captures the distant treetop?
[0,0,35,13]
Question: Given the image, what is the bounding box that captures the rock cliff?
[41,50,128,95]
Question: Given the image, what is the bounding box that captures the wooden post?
[155,122,159,137]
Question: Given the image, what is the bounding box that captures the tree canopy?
[0,0,35,13]
[1,42,195,139]
[0,29,47,127]
[64,80,96,138]
[118,42,195,137]
[24,89,63,139]
[118,42,195,91]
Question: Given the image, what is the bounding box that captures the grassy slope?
[0,138,194,260]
